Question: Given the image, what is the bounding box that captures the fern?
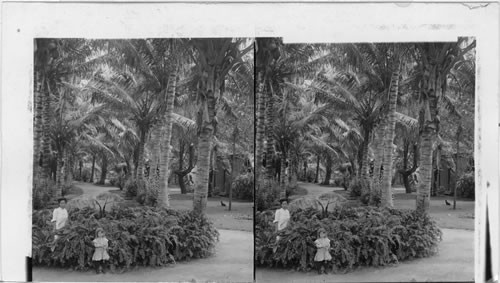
[256,206,442,273]
[32,206,219,272]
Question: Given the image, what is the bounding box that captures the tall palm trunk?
[99,153,108,185]
[33,71,44,181]
[193,68,217,214]
[149,124,162,183]
[158,71,177,207]
[55,150,65,198]
[136,130,147,181]
[322,155,333,185]
[64,153,73,188]
[41,80,52,180]
[380,63,401,208]
[314,155,320,183]
[255,71,266,186]
[359,129,372,192]
[90,154,96,183]
[264,84,276,179]
[290,156,298,188]
[371,122,386,191]
[416,63,441,213]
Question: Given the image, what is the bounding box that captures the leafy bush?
[232,173,254,201]
[301,167,316,182]
[255,206,442,272]
[136,178,159,206]
[32,206,219,272]
[286,184,308,197]
[457,172,475,199]
[349,178,363,198]
[33,179,55,210]
[256,179,282,211]
[124,178,146,199]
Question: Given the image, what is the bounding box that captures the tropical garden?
[255,38,476,280]
[31,38,254,280]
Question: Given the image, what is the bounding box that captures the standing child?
[314,228,332,274]
[92,228,110,274]
[51,198,69,241]
[273,199,290,240]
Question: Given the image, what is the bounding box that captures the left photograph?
[31,38,254,282]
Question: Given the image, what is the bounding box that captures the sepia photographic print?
[255,38,477,282]
[31,38,254,282]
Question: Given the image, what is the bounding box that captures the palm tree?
[189,38,253,214]
[311,70,386,194]
[379,60,402,207]
[413,39,475,213]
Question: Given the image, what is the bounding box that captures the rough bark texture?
[158,71,177,207]
[314,156,320,183]
[381,65,401,208]
[369,122,385,204]
[99,153,108,185]
[255,71,266,186]
[359,129,372,192]
[264,89,275,179]
[416,62,441,213]
[175,143,195,194]
[136,130,147,181]
[193,65,217,214]
[322,155,332,185]
[33,70,43,181]
[90,154,96,183]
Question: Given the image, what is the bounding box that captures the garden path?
[34,229,253,282]
[295,181,342,197]
[73,181,116,198]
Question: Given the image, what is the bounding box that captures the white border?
[1,2,498,282]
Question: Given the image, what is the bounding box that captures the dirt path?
[33,229,253,282]
[73,181,115,198]
[256,228,474,282]
[293,182,342,199]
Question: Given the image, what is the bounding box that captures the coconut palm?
[189,38,253,214]
[412,39,475,213]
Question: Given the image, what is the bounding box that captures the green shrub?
[255,206,442,272]
[300,167,316,182]
[33,179,55,210]
[286,184,308,197]
[125,178,146,199]
[232,173,254,201]
[457,172,475,199]
[256,180,282,211]
[349,178,363,197]
[32,206,219,272]
[136,178,159,206]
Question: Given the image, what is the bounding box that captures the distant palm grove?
[255,38,475,213]
[33,38,254,213]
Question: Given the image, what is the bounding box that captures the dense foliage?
[256,180,282,211]
[32,206,219,272]
[256,206,442,272]
[33,179,55,210]
[456,172,475,199]
[231,173,254,201]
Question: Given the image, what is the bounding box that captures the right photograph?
[255,38,476,282]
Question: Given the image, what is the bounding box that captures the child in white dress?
[92,228,110,274]
[314,228,332,274]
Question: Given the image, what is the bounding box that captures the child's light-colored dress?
[92,237,110,261]
[314,237,332,261]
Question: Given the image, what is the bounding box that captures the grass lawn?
[109,187,253,232]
